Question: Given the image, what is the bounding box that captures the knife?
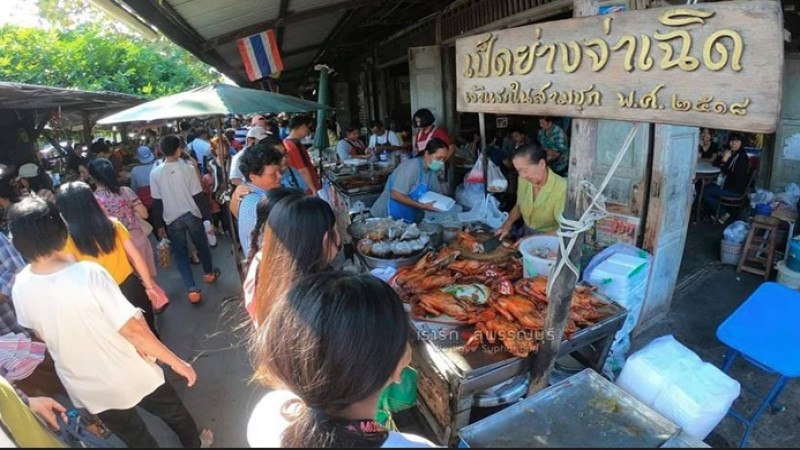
[481,235,503,253]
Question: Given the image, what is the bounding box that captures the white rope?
[547,124,643,295]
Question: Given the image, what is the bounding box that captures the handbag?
[148,282,169,314]
[56,412,113,448]
[375,366,418,430]
[139,216,153,236]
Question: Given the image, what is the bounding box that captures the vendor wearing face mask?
[370,138,449,223]
[496,142,567,239]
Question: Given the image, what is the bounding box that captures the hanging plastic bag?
[486,159,508,193]
[466,158,485,184]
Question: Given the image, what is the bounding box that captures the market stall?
[367,0,784,446]
[323,161,394,244]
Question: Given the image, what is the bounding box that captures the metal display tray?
[413,289,627,381]
[458,369,680,448]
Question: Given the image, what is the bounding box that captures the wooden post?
[528,0,599,396]
[81,111,93,146]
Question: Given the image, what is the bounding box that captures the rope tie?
[547,124,643,295]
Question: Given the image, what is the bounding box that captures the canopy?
[98,83,332,124]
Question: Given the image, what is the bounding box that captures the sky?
[0,0,46,28]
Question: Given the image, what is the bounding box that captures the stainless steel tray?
[412,289,627,380]
[458,369,680,448]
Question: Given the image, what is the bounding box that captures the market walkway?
[145,235,262,447]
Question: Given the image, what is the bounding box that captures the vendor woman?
[413,108,456,158]
[370,137,449,223]
[335,124,368,163]
[496,143,567,239]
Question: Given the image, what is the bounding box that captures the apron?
[346,138,366,155]
[388,158,428,223]
[415,127,438,156]
[375,132,391,146]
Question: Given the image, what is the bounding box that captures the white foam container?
[418,191,456,212]
[616,335,740,440]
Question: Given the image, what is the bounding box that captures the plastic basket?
[720,239,743,266]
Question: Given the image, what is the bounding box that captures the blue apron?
[388,158,428,223]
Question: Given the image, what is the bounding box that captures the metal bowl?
[418,221,444,248]
[355,246,426,270]
[348,217,388,241]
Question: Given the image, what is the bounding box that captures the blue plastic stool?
[716,282,800,447]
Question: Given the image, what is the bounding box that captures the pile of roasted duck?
[389,247,610,358]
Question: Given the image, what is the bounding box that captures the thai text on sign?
[455,1,783,133]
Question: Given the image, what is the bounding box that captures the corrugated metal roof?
[281,12,343,53]
[167,0,281,40]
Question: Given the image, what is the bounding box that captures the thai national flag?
[237,29,285,81]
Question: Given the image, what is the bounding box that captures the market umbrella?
[97,82,332,124]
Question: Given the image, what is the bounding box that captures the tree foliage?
[0,23,219,98]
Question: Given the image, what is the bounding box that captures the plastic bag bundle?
[582,244,652,379]
[616,335,741,440]
[723,220,750,244]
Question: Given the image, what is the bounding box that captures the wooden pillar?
[81,111,93,146]
[528,0,599,396]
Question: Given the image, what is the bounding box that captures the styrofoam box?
[651,362,741,439]
[615,335,702,406]
[616,335,740,440]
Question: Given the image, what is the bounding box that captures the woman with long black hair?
[241,188,304,321]
[56,182,162,335]
[249,196,341,325]
[247,272,435,448]
[89,158,157,277]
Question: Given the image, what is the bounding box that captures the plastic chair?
[716,282,800,447]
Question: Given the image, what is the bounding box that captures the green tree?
[0,23,219,98]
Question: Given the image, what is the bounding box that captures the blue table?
[716,282,800,447]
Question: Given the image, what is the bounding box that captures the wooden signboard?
[455,1,783,133]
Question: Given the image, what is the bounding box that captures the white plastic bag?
[486,159,508,193]
[723,220,750,243]
[455,177,486,211]
[456,194,509,230]
[466,158,485,184]
[749,188,774,206]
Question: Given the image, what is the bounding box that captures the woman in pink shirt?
[89,159,157,277]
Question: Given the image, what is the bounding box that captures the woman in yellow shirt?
[56,182,162,336]
[496,143,567,239]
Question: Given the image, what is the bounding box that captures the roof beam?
[119,0,249,85]
[276,0,290,49]
[200,0,374,52]
[282,43,323,58]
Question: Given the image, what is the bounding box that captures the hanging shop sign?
[455,1,783,133]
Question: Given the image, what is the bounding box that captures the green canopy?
[98,82,332,124]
